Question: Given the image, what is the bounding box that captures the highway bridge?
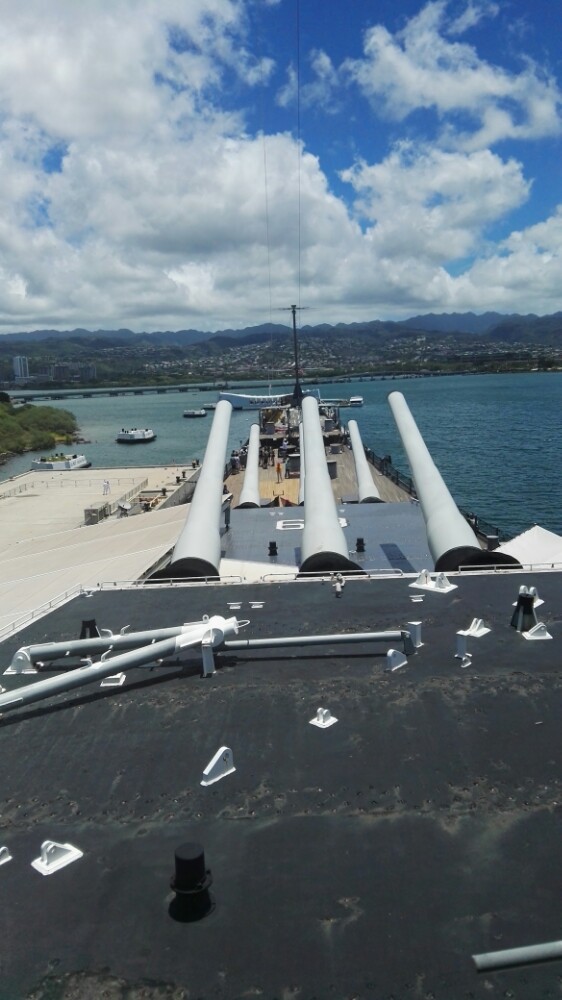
[8,384,221,402]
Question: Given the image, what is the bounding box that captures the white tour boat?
[116,428,157,443]
[31,453,91,471]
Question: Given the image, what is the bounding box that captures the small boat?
[202,403,217,411]
[183,409,207,418]
[116,428,157,443]
[349,396,364,407]
[32,453,91,471]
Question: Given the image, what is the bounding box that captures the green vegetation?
[0,317,559,391]
[0,397,77,458]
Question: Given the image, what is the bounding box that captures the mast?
[290,303,302,404]
[279,303,305,405]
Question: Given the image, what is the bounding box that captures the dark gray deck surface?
[1,570,562,999]
[223,501,432,574]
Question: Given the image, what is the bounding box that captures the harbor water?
[1,371,560,538]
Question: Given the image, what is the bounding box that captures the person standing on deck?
[276,460,282,482]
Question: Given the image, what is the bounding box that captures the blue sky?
[0,0,561,332]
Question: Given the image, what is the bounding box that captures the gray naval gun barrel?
[387,391,519,572]
[298,420,305,505]
[348,419,382,502]
[237,422,261,508]
[168,399,233,578]
[300,396,361,574]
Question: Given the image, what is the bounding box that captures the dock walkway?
[0,465,197,637]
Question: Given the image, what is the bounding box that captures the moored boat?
[31,452,91,470]
[115,427,157,443]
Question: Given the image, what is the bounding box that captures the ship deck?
[1,568,561,998]
[225,440,412,506]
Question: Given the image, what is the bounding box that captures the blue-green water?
[2,373,560,537]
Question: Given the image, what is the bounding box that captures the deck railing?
[364,447,510,542]
[0,585,84,642]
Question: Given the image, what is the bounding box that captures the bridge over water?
[8,384,220,402]
[8,372,423,403]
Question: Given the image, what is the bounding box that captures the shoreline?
[3,365,560,400]
[0,432,82,467]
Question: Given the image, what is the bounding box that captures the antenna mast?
[280,304,306,404]
[290,304,302,403]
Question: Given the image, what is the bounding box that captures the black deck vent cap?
[169,842,214,922]
[171,842,213,896]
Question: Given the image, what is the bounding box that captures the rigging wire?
[261,130,273,329]
[259,0,304,388]
[255,2,274,383]
[295,0,302,313]
[261,129,275,390]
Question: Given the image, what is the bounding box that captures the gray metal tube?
[8,623,206,670]
[237,423,261,508]
[387,392,519,572]
[0,635,181,714]
[10,621,411,669]
[300,396,360,573]
[473,940,562,972]
[348,420,382,502]
[298,421,305,505]
[225,629,404,650]
[170,399,232,577]
[0,615,239,715]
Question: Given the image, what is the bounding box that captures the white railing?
[456,560,562,574]
[0,475,146,499]
[0,585,85,642]
[97,575,244,590]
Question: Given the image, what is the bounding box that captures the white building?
[13,356,30,380]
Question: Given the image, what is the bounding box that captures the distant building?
[13,356,29,380]
[50,362,74,382]
[50,361,97,382]
[79,362,97,381]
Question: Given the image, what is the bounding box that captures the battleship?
[1,388,561,999]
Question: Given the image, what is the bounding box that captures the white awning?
[496,525,562,567]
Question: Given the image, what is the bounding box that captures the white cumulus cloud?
[344,0,562,148]
[0,0,560,332]
[341,144,530,262]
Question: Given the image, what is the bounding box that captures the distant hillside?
[485,313,562,345]
[0,311,561,349]
[397,312,516,335]
[0,327,139,344]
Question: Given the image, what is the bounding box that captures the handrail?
[0,475,149,498]
[260,567,404,583]
[0,585,85,642]
[457,560,562,574]
[98,575,244,589]
[364,447,510,542]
